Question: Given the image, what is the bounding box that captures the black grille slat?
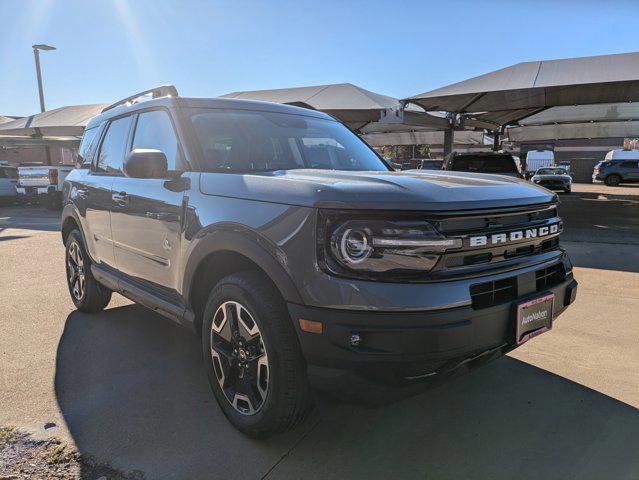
[437,205,557,236]
[470,277,517,309]
[470,263,566,310]
[535,264,566,291]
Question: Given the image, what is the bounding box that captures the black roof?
[85,96,334,130]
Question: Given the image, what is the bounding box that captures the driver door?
[110,108,189,296]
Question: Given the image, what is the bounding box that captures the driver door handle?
[112,191,129,205]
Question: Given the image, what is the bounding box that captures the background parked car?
[17,164,74,209]
[442,152,523,178]
[0,165,18,204]
[531,166,572,193]
[592,150,639,186]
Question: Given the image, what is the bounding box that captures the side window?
[96,116,132,174]
[78,126,100,166]
[132,110,180,170]
[621,160,639,169]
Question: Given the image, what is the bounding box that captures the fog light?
[350,332,362,347]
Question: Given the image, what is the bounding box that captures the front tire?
[202,271,312,438]
[65,229,112,312]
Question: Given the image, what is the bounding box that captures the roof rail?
[101,85,179,113]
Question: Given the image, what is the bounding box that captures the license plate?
[515,293,554,345]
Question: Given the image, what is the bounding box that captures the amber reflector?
[299,318,323,334]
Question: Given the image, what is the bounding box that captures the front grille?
[470,262,566,310]
[436,204,557,235]
[432,203,562,275]
[470,277,518,309]
[536,263,566,291]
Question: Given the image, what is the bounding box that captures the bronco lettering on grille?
[468,223,560,247]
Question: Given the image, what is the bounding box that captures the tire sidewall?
[65,229,110,312]
[65,230,87,308]
[201,279,286,434]
[606,175,621,186]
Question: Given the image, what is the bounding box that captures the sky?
[1,0,638,116]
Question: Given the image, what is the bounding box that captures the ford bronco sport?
[61,86,578,438]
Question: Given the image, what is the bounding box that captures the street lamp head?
[32,44,56,51]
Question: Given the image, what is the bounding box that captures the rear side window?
[95,116,133,174]
[132,110,181,171]
[450,155,518,173]
[621,160,639,168]
[78,126,101,166]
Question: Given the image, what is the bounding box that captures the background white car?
[531,166,572,193]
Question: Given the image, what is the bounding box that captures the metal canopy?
[405,52,639,127]
[0,135,82,148]
[220,83,449,131]
[518,102,639,125]
[361,130,485,147]
[0,104,107,138]
[506,101,639,141]
[0,115,21,125]
[507,121,639,142]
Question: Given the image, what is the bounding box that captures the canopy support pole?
[443,128,454,156]
[492,128,501,151]
[443,114,457,157]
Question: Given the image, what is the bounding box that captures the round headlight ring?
[339,228,372,264]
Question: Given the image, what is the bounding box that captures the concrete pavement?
[1,184,638,479]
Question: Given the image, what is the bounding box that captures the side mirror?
[124,149,168,179]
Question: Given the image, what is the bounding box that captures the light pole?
[32,44,56,165]
[32,44,56,113]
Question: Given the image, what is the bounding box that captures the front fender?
[181,225,304,305]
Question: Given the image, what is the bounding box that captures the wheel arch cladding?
[61,209,81,244]
[184,232,303,335]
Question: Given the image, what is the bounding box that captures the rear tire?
[605,174,621,186]
[202,271,312,438]
[65,229,112,313]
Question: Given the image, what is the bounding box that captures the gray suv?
[593,159,639,186]
[61,86,578,437]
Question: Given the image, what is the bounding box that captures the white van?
[526,150,555,173]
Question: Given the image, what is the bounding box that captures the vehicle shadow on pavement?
[56,305,639,480]
[54,304,319,480]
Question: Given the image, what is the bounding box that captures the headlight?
[319,214,461,280]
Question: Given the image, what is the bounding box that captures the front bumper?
[289,272,577,382]
[533,180,571,190]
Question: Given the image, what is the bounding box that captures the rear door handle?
[112,191,129,205]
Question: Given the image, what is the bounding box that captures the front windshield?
[537,168,568,175]
[188,109,389,173]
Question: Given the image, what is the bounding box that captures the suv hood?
[199,169,556,211]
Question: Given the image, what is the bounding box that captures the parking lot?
[1,183,638,480]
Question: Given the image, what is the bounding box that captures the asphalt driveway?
[1,184,638,479]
